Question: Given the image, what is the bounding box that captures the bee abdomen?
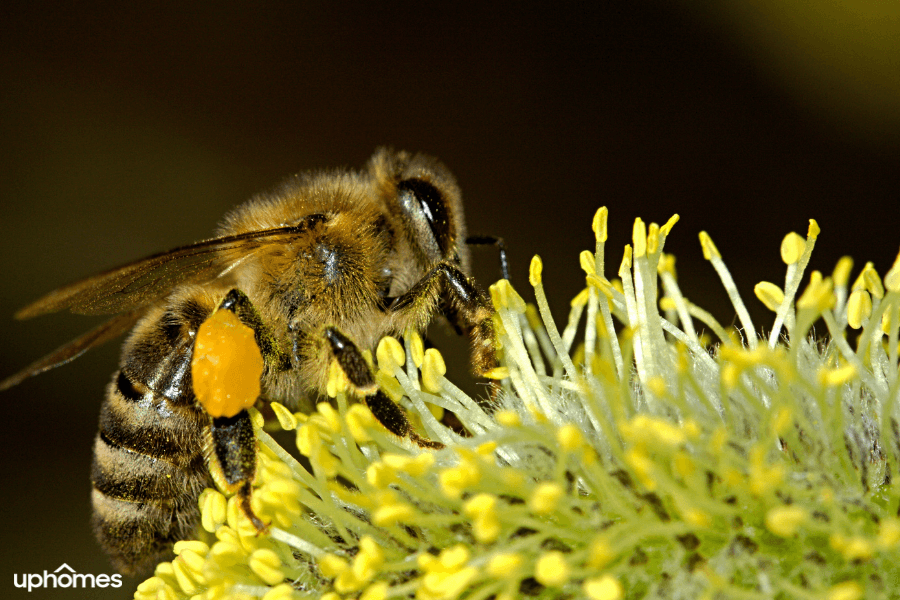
[92,368,210,574]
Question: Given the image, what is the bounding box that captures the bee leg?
[206,412,267,532]
[391,262,498,376]
[324,327,443,449]
[466,235,509,281]
[217,288,291,371]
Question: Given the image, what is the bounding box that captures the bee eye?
[397,178,451,259]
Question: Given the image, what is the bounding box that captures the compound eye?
[397,178,451,259]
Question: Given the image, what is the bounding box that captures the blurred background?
[2,2,898,598]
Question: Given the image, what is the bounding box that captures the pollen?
[780,232,806,264]
[765,505,807,537]
[584,575,624,600]
[249,548,285,586]
[422,348,447,393]
[534,551,569,587]
[847,289,872,329]
[754,281,785,312]
[191,308,264,418]
[486,552,523,578]
[376,336,405,374]
[529,482,564,514]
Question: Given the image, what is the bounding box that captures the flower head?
[136,209,900,600]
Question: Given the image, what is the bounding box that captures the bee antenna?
[466,235,509,281]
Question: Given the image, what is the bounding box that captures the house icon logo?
[13,563,123,592]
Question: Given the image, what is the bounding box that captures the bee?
[1,148,504,575]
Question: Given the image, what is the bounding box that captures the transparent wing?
[0,309,146,391]
[15,219,321,319]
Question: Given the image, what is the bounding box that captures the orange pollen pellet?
[191,309,264,418]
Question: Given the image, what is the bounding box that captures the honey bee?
[1,148,504,575]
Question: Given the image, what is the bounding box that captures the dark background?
[2,3,898,599]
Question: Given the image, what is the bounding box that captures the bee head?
[370,148,471,273]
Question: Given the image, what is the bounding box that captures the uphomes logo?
[13,563,123,592]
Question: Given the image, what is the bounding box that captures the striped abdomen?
[91,309,212,575]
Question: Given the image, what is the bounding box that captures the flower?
[135,209,900,600]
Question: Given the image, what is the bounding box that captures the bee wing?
[0,309,147,391]
[15,224,313,319]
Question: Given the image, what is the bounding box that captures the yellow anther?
[647,222,660,255]
[797,271,835,311]
[587,274,615,299]
[584,575,624,600]
[529,482,564,514]
[409,332,425,368]
[780,232,806,265]
[420,567,477,600]
[373,502,416,527]
[826,581,864,600]
[490,278,527,313]
[192,309,263,418]
[622,414,685,447]
[754,282,785,312]
[487,553,523,578]
[173,540,209,560]
[659,297,677,311]
[375,370,405,403]
[295,422,321,457]
[270,401,297,431]
[886,249,900,293]
[346,404,376,443]
[315,402,342,433]
[366,461,396,489]
[376,336,405,374]
[698,231,720,260]
[437,545,470,571]
[464,493,497,516]
[439,462,480,499]
[847,289,872,330]
[646,376,667,397]
[833,536,874,561]
[587,536,615,568]
[570,287,590,308]
[482,366,510,380]
[877,518,900,549]
[263,583,299,600]
[495,410,520,427]
[660,214,679,236]
[557,423,584,452]
[619,245,633,271]
[593,207,608,243]
[807,219,820,239]
[624,447,655,491]
[249,548,285,586]
[657,253,676,276]
[360,581,389,600]
[171,557,203,594]
[580,250,597,275]
[632,218,647,258]
[326,359,349,398]
[765,505,807,537]
[772,407,793,436]
[833,256,854,288]
[684,508,711,528]
[529,255,544,287]
[534,551,569,587]
[863,265,885,299]
[199,489,228,533]
[422,348,447,393]
[851,263,871,291]
[672,451,695,478]
[476,441,498,457]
